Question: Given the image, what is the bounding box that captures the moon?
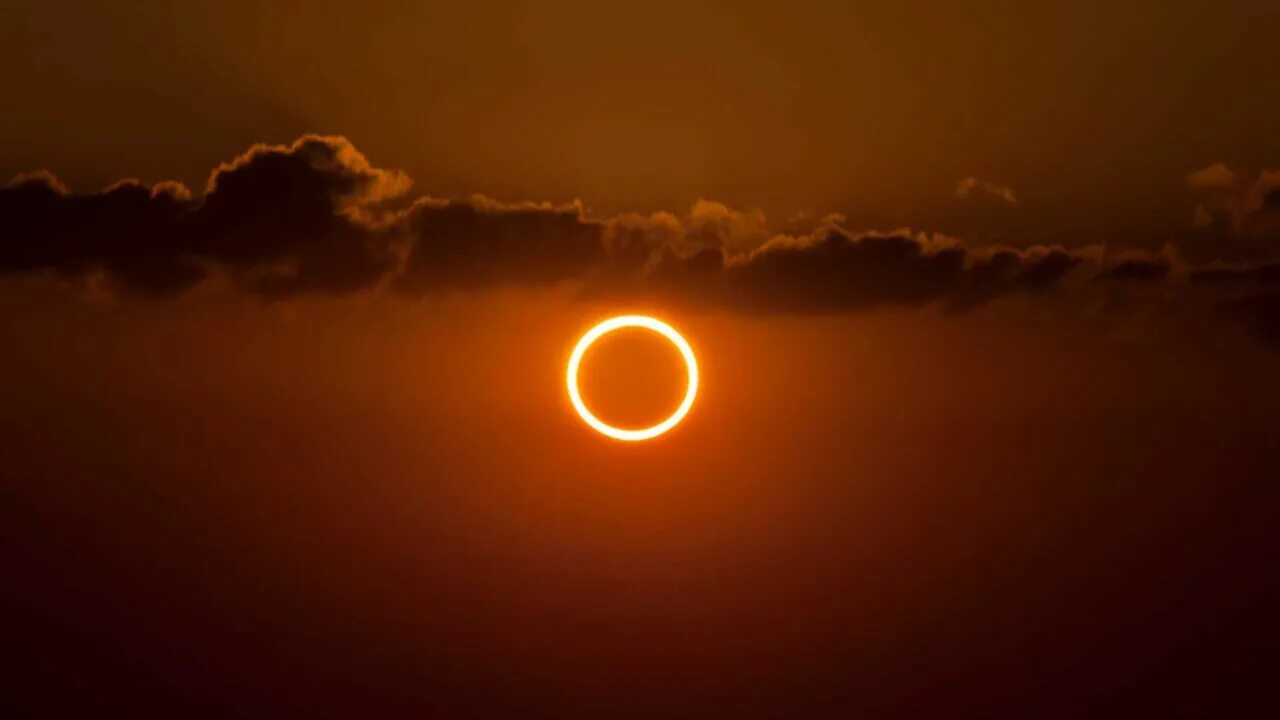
[566,315,699,441]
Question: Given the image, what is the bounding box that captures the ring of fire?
[566,315,699,441]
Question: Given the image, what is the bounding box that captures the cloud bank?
[2,135,1279,339]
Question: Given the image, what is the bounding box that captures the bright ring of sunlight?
[566,315,699,441]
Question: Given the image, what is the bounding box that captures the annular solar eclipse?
[566,315,699,441]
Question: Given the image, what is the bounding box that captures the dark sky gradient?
[2,2,1279,717]
[4,1,1279,229]
[3,290,1277,716]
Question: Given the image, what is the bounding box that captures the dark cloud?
[0,136,407,297]
[731,231,968,313]
[0,137,612,298]
[1014,250,1084,289]
[193,136,410,296]
[952,248,1083,310]
[396,198,604,291]
[1097,258,1170,282]
[1190,263,1280,285]
[3,135,1280,337]
[648,228,1084,314]
[0,172,198,296]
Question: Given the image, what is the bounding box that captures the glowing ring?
[566,315,699,441]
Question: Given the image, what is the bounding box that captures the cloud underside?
[2,135,1279,336]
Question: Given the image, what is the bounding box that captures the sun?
[566,315,699,441]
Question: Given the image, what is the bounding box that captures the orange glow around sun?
[566,315,699,441]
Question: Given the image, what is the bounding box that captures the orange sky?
[2,2,1279,716]
[4,281,1278,713]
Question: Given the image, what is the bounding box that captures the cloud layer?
[0,137,408,297]
[2,135,1279,336]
